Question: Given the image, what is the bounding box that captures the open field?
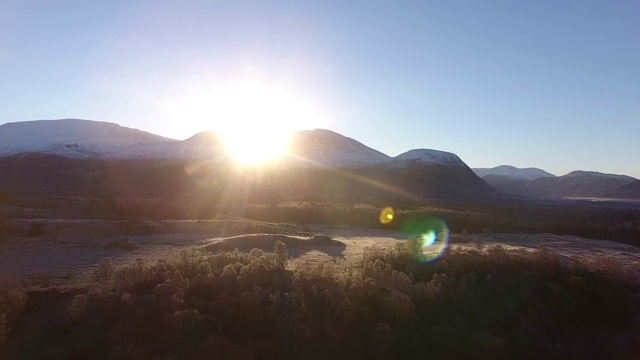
[1,218,639,286]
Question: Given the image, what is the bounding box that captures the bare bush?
[68,294,88,321]
[0,273,29,344]
[1,239,637,359]
[92,258,115,282]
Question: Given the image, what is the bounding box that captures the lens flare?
[401,217,450,262]
[379,207,395,224]
[421,230,436,247]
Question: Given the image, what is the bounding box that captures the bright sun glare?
[174,81,321,165]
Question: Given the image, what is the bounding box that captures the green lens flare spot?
[421,230,436,247]
[401,217,450,263]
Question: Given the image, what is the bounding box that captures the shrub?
[113,259,148,292]
[68,294,88,320]
[0,313,7,343]
[1,243,637,359]
[92,258,115,282]
[0,273,29,344]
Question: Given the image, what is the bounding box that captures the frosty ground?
[1,218,638,286]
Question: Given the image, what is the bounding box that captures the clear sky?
[1,1,639,177]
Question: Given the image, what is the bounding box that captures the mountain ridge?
[286,129,391,166]
[0,119,173,158]
[393,149,464,167]
[1,119,637,200]
[0,119,497,201]
[473,165,556,181]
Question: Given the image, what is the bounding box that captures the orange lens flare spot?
[379,207,395,224]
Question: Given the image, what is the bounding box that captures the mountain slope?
[0,119,498,201]
[602,180,640,199]
[477,167,640,199]
[367,149,499,200]
[15,119,640,201]
[0,119,172,158]
[286,129,390,166]
[283,135,496,199]
[481,175,533,197]
[393,149,465,167]
[107,131,228,160]
[522,171,638,198]
[473,165,555,181]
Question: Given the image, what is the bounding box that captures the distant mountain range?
[473,165,639,200]
[0,120,469,166]
[473,165,555,181]
[0,119,637,201]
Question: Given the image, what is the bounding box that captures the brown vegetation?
[1,241,638,359]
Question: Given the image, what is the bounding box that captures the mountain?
[499,171,639,199]
[473,165,555,181]
[480,175,533,197]
[393,149,465,166]
[0,119,172,158]
[110,128,387,164]
[2,119,637,202]
[367,149,499,200]
[473,165,556,197]
[0,119,499,202]
[602,180,640,199]
[474,166,640,199]
[525,171,637,198]
[286,129,390,166]
[282,135,496,200]
[107,131,228,160]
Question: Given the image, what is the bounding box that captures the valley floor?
[2,218,640,359]
[1,219,639,286]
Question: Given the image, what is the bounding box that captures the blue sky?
[1,1,639,177]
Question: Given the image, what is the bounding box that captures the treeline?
[80,199,640,245]
[242,201,640,246]
[4,194,639,246]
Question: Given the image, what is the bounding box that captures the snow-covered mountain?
[5,118,635,200]
[392,149,465,167]
[107,131,227,160]
[286,129,391,166]
[0,120,465,169]
[0,119,501,200]
[0,119,172,158]
[473,165,555,181]
[367,148,499,199]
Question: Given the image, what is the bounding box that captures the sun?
[220,126,290,165]
[174,81,320,165]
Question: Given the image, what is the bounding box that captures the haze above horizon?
[1,1,639,178]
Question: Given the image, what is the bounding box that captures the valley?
[2,218,640,286]
[1,119,639,359]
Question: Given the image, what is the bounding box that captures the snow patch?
[392,149,464,167]
[0,119,173,158]
[287,129,390,166]
[106,131,226,160]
